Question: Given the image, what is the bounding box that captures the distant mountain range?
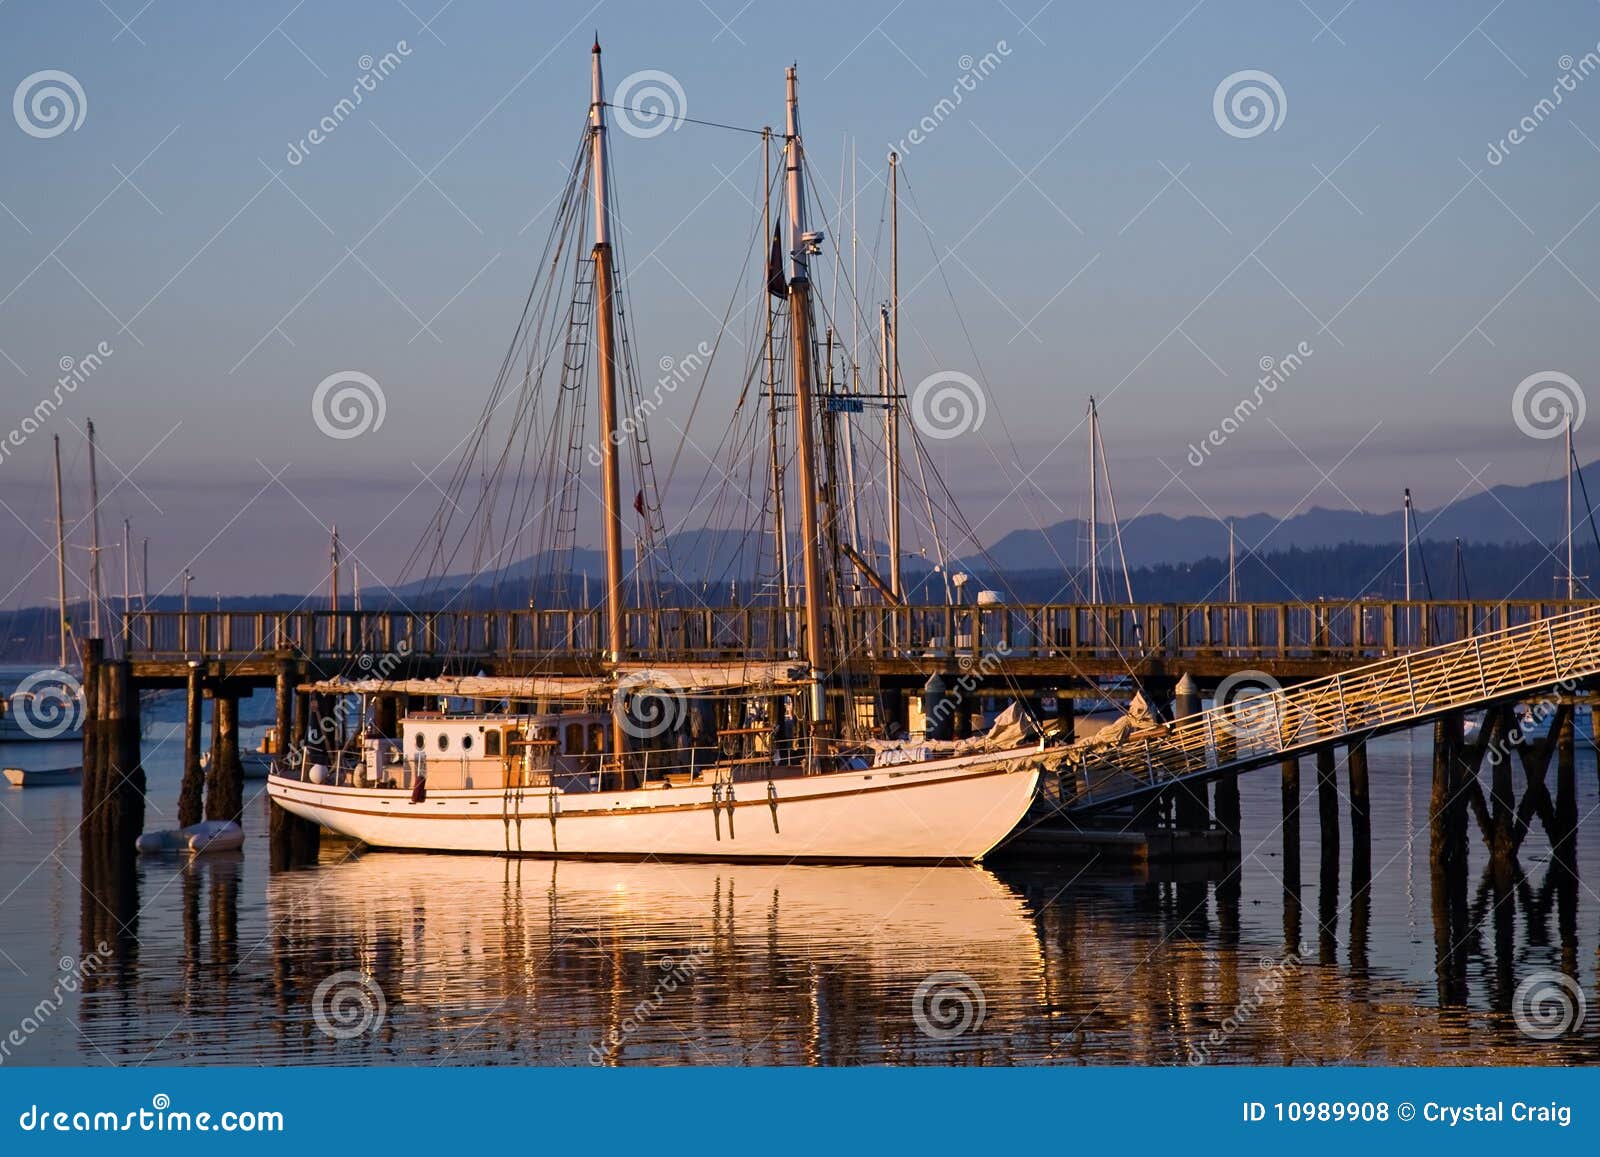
[406,459,1590,588]
[981,462,1590,572]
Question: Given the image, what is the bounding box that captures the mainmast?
[591,40,630,763]
[52,435,68,669]
[887,150,902,600]
[785,65,830,726]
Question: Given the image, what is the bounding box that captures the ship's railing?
[1067,605,1600,811]
[122,600,1595,665]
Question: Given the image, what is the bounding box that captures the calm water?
[2,702,1598,1065]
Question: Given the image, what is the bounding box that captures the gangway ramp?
[1064,605,1600,816]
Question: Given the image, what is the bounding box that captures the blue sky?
[2,0,1598,604]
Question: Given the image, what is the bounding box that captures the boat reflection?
[264,854,1047,1065]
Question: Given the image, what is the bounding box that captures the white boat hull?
[268,747,1043,862]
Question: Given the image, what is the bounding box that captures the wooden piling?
[206,691,243,825]
[1347,736,1371,858]
[1315,745,1339,859]
[178,661,205,828]
[1281,757,1302,952]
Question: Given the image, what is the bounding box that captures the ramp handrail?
[1066,605,1600,811]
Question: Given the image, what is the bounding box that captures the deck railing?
[121,599,1595,665]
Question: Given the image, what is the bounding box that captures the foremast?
[590,39,630,767]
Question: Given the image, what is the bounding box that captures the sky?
[2,0,1599,606]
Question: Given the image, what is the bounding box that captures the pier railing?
[1066,604,1600,812]
[122,599,1594,666]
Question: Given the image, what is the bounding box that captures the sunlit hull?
[268,748,1042,862]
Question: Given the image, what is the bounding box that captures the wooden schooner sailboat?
[267,44,1046,861]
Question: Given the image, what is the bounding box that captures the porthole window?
[413,732,425,750]
[462,734,474,751]
[437,733,449,752]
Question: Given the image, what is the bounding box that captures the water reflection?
[0,727,1594,1066]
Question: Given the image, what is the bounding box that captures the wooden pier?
[63,597,1600,879]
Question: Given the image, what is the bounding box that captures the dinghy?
[3,765,82,788]
[136,819,246,855]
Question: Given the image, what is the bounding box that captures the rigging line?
[895,164,1087,587]
[601,102,771,138]
[659,146,773,497]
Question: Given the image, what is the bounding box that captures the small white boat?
[201,747,273,780]
[3,765,82,788]
[136,819,246,855]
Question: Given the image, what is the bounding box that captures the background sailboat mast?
[590,41,631,767]
[785,65,829,725]
[52,435,68,669]
[1566,414,1575,598]
[86,418,104,640]
[1087,398,1100,605]
[887,151,902,600]
[1402,488,1412,602]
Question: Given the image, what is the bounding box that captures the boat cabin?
[362,711,612,793]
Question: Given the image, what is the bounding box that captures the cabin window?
[437,733,449,752]
[413,732,425,750]
[564,723,583,754]
[462,734,474,751]
[589,724,605,753]
[485,731,501,757]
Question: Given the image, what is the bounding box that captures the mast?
[86,418,104,640]
[591,40,630,761]
[1227,517,1237,603]
[1087,398,1099,606]
[1402,488,1412,602]
[121,517,131,650]
[329,525,341,610]
[140,536,149,614]
[785,65,830,726]
[887,151,902,600]
[1566,414,1575,599]
[52,436,68,670]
